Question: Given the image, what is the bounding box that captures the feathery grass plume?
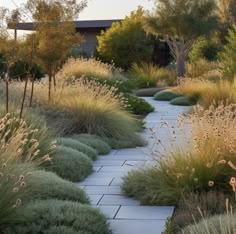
[0,115,38,227]
[57,57,124,80]
[34,79,144,146]
[0,111,54,162]
[175,79,236,108]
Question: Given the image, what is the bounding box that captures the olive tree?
[144,0,218,77]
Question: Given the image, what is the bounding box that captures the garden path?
[77,97,190,234]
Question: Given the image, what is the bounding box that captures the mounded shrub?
[6,200,111,234]
[25,170,89,204]
[170,96,195,106]
[153,90,181,101]
[134,87,166,97]
[46,146,93,182]
[72,134,111,155]
[124,94,154,115]
[57,138,97,160]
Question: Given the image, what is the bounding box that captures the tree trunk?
[176,52,186,78]
[53,73,56,91]
[48,68,52,102]
[5,77,9,114]
[19,73,29,118]
[29,76,35,107]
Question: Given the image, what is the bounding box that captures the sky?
[1,0,155,20]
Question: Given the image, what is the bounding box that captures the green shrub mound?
[7,200,111,234]
[48,146,93,182]
[105,134,147,149]
[122,168,178,205]
[182,213,236,233]
[124,94,154,115]
[153,90,181,101]
[170,96,195,106]
[134,87,166,97]
[26,170,89,204]
[57,138,97,160]
[72,134,111,155]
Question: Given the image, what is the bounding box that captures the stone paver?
[77,98,190,234]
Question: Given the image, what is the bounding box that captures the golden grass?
[33,80,144,146]
[57,57,124,80]
[175,79,236,108]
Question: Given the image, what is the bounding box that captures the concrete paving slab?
[115,206,175,220]
[109,219,166,234]
[99,195,140,206]
[80,178,113,186]
[93,205,120,219]
[84,186,122,195]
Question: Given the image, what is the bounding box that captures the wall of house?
[79,31,100,56]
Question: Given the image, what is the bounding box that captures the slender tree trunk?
[5,76,9,113]
[48,68,52,102]
[29,76,35,107]
[53,73,56,91]
[19,73,29,118]
[176,51,186,78]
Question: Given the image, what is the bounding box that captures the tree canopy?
[144,0,218,77]
[96,7,154,70]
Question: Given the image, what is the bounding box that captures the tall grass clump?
[57,57,124,80]
[129,63,174,88]
[34,79,144,147]
[122,103,236,205]
[0,115,39,228]
[175,79,236,108]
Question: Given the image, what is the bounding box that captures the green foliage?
[96,7,153,70]
[72,134,111,155]
[144,0,218,42]
[134,87,166,97]
[220,24,236,79]
[182,213,236,234]
[170,96,195,106]
[25,170,89,203]
[6,200,111,234]
[124,94,155,115]
[46,146,93,182]
[9,60,44,80]
[189,38,222,62]
[128,63,174,88]
[104,134,147,149]
[57,138,97,160]
[153,90,181,101]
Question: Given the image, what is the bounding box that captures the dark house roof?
[8,19,122,31]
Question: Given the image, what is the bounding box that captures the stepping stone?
[99,195,139,206]
[80,178,113,186]
[115,206,174,220]
[88,194,103,205]
[94,160,125,166]
[109,220,166,234]
[84,185,122,195]
[100,166,134,172]
[110,177,123,186]
[93,205,120,219]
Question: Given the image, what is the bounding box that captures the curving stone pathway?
[76,97,190,234]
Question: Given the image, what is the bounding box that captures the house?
[8,19,122,56]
